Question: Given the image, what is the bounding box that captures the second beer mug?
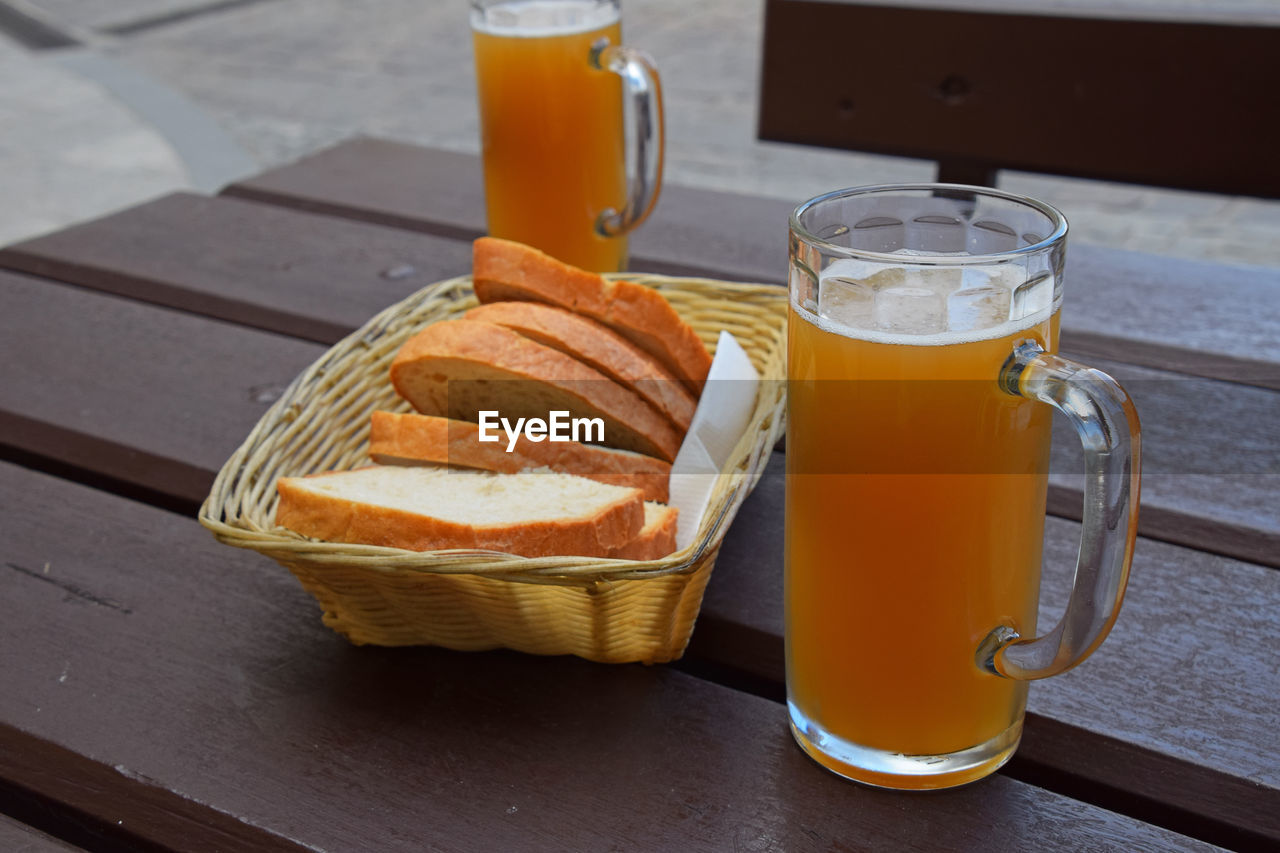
[786,185,1142,789]
[471,0,664,272]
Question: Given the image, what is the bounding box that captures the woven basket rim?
[198,271,787,584]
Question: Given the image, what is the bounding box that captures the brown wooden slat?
[0,271,324,506]
[1011,715,1280,853]
[3,267,1272,570]
[0,270,342,515]
[1061,330,1280,394]
[0,813,82,853]
[0,192,473,345]
[1044,357,1279,568]
[1046,486,1279,570]
[1059,245,1280,392]
[0,463,1213,852]
[221,140,487,240]
[758,1,1280,198]
[217,137,794,286]
[1032,514,1280,790]
[0,727,303,853]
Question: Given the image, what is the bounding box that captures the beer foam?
[472,0,620,37]
[795,287,1061,348]
[800,260,1060,346]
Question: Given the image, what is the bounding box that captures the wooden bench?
[758,0,1280,196]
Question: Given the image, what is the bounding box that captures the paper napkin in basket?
[669,331,761,550]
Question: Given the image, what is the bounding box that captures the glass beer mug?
[785,185,1141,789]
[470,0,664,272]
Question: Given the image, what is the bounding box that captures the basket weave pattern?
[199,274,787,664]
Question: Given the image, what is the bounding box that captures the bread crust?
[472,237,712,395]
[465,301,697,433]
[607,503,679,561]
[390,319,682,462]
[369,412,671,502]
[275,467,644,557]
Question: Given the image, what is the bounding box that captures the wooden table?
[0,138,1275,852]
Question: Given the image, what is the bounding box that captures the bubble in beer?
[1012,273,1055,319]
[916,266,964,295]
[947,286,1012,332]
[820,258,885,286]
[874,286,946,334]
[819,276,874,327]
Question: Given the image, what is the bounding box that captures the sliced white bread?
[464,301,697,433]
[368,412,671,503]
[389,319,682,462]
[275,465,645,558]
[472,237,713,396]
[607,502,679,561]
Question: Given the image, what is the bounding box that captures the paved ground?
[3,0,1279,267]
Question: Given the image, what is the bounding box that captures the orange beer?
[473,1,627,271]
[785,293,1060,788]
[786,185,1139,791]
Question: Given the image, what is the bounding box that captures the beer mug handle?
[979,340,1143,680]
[590,43,665,238]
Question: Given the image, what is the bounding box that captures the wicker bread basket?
[199,273,786,664]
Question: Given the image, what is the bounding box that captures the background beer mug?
[785,185,1141,789]
[470,0,664,272]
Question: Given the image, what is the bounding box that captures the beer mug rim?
[469,0,619,16]
[790,183,1069,267]
[471,0,617,6]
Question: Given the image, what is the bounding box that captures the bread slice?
[607,502,678,561]
[369,412,671,502]
[275,465,644,558]
[390,319,682,462]
[472,237,713,395]
[465,301,697,433]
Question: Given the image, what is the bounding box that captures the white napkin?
[669,331,760,549]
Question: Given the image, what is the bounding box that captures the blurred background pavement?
[3,0,1279,267]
